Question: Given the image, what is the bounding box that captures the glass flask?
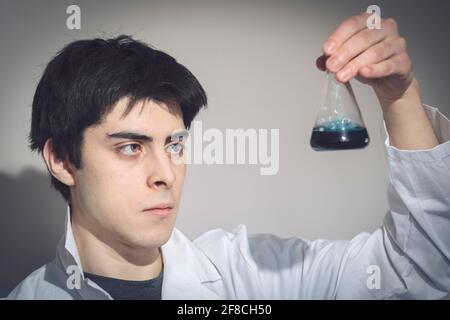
[310,71,370,151]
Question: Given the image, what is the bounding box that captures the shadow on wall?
[0,168,66,297]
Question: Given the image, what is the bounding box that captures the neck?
[71,213,162,281]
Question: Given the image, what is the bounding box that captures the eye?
[166,142,184,155]
[119,144,142,156]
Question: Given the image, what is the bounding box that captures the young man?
[7,13,450,299]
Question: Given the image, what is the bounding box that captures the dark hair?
[29,35,207,203]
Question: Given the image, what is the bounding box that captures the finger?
[335,37,406,82]
[326,27,388,73]
[359,60,395,79]
[323,12,371,55]
[316,54,326,71]
[382,18,399,38]
[358,52,410,79]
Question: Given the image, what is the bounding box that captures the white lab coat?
[6,104,450,300]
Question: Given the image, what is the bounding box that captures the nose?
[146,149,176,190]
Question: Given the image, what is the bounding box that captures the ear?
[43,139,75,187]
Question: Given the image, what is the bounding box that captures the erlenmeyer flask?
[310,71,370,151]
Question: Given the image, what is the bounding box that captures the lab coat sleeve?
[241,104,450,299]
[334,104,450,299]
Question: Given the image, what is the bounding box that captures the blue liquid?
[310,120,370,151]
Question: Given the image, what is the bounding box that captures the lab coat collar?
[56,205,223,299]
[160,224,223,299]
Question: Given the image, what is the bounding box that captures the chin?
[129,225,174,249]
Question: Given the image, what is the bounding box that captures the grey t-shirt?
[83,270,163,300]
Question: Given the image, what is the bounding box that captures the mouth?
[143,203,174,218]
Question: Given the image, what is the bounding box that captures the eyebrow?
[107,129,189,145]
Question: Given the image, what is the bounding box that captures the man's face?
[70,97,187,250]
